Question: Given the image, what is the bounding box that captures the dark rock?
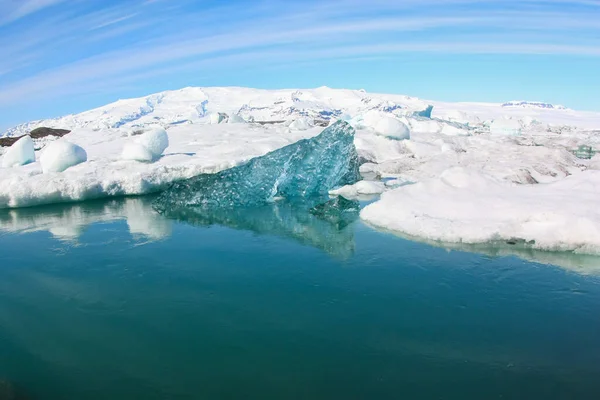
[0,127,70,147]
[29,127,70,139]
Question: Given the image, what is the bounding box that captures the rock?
[29,127,70,139]
[0,127,70,148]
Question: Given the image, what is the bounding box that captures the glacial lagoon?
[0,197,600,399]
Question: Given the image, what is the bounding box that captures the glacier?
[153,121,359,210]
[2,86,600,264]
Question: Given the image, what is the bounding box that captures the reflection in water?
[0,197,172,242]
[159,196,360,259]
[372,228,600,275]
[0,195,359,258]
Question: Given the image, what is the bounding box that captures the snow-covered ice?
[288,117,313,131]
[122,142,154,162]
[0,123,321,208]
[1,136,35,168]
[361,167,600,255]
[490,118,522,136]
[39,141,87,173]
[134,127,169,159]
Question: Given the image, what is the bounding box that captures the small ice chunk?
[40,141,87,173]
[330,180,386,198]
[122,142,154,162]
[374,117,410,140]
[1,135,35,168]
[228,114,246,124]
[209,113,226,124]
[135,127,169,158]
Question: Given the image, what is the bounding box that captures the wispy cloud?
[0,0,599,111]
[0,0,67,25]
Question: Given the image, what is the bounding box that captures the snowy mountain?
[4,86,599,138]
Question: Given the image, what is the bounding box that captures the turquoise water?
[1,197,600,399]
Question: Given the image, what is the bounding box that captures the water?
[1,197,600,399]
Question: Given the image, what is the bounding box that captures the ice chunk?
[329,180,386,199]
[154,121,359,210]
[227,114,246,124]
[1,135,35,168]
[209,113,226,124]
[374,117,410,140]
[490,118,522,135]
[40,140,87,173]
[361,167,600,255]
[411,105,434,119]
[135,127,169,158]
[122,142,154,162]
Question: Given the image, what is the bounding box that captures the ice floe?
[361,167,600,255]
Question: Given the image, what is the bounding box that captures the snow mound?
[1,136,35,168]
[135,127,169,158]
[40,141,87,173]
[122,142,154,162]
[288,117,313,131]
[374,117,410,140]
[361,168,600,255]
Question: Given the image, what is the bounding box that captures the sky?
[0,0,599,130]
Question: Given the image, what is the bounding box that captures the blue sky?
[1,0,599,130]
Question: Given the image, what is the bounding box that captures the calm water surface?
[0,197,599,399]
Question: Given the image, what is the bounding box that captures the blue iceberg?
[153,121,360,210]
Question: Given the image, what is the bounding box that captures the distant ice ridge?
[502,101,567,110]
[153,121,359,210]
[4,87,600,139]
[361,167,600,255]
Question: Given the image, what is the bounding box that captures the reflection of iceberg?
[0,197,171,242]
[159,197,359,259]
[373,228,600,276]
[153,121,359,210]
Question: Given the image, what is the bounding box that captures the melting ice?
[153,121,360,210]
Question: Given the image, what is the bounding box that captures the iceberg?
[153,121,359,210]
[361,167,600,255]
